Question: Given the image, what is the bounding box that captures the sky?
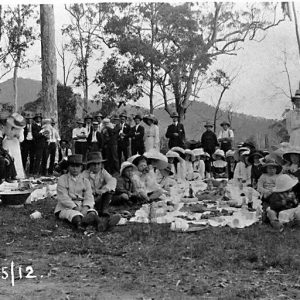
[1,1,300,120]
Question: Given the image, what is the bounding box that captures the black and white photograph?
[0,1,299,299]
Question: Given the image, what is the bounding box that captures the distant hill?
[0,77,280,148]
[0,78,41,106]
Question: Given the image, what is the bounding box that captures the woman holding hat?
[218,121,234,153]
[2,113,26,179]
[143,114,159,152]
[286,89,300,147]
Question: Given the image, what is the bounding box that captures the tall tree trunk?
[13,63,18,111]
[40,4,57,121]
[149,62,154,113]
[292,2,300,63]
[213,87,227,133]
[84,68,88,114]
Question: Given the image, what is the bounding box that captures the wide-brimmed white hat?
[241,150,250,156]
[6,113,26,129]
[193,148,205,156]
[212,149,225,160]
[184,149,195,158]
[171,146,185,154]
[166,150,180,158]
[144,149,168,169]
[261,157,282,174]
[120,161,137,175]
[273,174,298,193]
[225,150,235,158]
[282,147,300,163]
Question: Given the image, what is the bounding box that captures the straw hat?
[241,150,250,156]
[166,150,180,158]
[120,161,137,175]
[273,174,298,193]
[193,148,205,156]
[261,157,282,174]
[6,113,26,129]
[143,149,168,169]
[212,149,225,160]
[42,118,52,125]
[225,150,235,158]
[92,121,99,126]
[86,152,106,165]
[282,147,300,163]
[204,121,213,128]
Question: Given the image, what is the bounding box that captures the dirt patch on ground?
[0,198,299,299]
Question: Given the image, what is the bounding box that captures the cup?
[30,211,42,219]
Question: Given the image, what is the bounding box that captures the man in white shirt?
[47,119,61,175]
[95,113,103,132]
[84,115,93,136]
[72,120,88,159]
[218,121,234,153]
[87,121,102,152]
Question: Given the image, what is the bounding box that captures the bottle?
[241,193,247,211]
[238,178,243,191]
[189,183,194,198]
[247,189,253,209]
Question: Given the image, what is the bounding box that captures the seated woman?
[211,149,228,179]
[282,147,300,179]
[132,155,163,201]
[112,161,148,205]
[82,152,118,222]
[54,154,103,232]
[185,149,198,180]
[166,150,185,182]
[156,163,176,192]
[192,148,206,180]
[267,174,300,230]
[170,147,187,182]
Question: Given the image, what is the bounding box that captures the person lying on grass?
[54,154,119,232]
[112,161,148,205]
[266,174,300,231]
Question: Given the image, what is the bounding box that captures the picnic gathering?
[0,98,300,233]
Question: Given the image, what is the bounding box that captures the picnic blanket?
[130,180,262,231]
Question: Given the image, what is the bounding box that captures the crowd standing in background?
[0,108,299,232]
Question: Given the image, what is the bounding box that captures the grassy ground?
[0,197,299,299]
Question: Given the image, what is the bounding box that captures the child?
[171,147,187,182]
[267,174,300,230]
[156,164,176,192]
[248,151,264,188]
[211,149,227,179]
[233,148,251,184]
[112,161,147,205]
[193,148,205,180]
[55,154,104,232]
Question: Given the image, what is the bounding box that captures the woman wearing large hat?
[217,121,234,153]
[143,114,159,151]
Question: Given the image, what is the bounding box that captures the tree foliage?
[98,2,287,119]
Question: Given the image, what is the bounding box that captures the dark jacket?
[101,126,118,147]
[166,123,185,149]
[32,122,47,144]
[87,128,102,149]
[118,123,131,146]
[130,125,145,144]
[201,130,219,156]
[115,175,135,195]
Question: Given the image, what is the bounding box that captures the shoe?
[108,214,121,227]
[270,220,284,232]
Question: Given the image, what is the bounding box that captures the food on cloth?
[180,203,208,213]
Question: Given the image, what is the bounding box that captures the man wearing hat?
[84,115,93,136]
[130,114,145,155]
[72,120,88,158]
[21,112,35,175]
[55,154,106,231]
[218,121,234,153]
[117,113,131,165]
[95,113,103,132]
[201,121,219,157]
[165,112,185,149]
[87,121,102,152]
[82,152,120,230]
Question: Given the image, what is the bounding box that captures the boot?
[108,213,121,227]
[71,215,85,232]
[81,212,98,227]
[270,220,284,232]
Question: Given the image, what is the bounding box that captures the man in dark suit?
[21,112,35,175]
[130,114,145,155]
[87,121,102,152]
[201,121,219,157]
[165,112,185,149]
[117,113,131,165]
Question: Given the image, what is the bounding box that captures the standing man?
[21,112,35,175]
[218,121,234,153]
[84,115,93,137]
[117,113,131,165]
[95,113,103,132]
[201,121,219,158]
[165,112,185,149]
[47,118,61,175]
[87,121,102,152]
[130,114,145,155]
[72,120,88,158]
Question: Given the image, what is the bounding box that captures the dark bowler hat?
[68,154,83,166]
[34,113,42,120]
[204,121,213,128]
[134,114,142,120]
[170,112,179,118]
[95,113,103,118]
[84,115,93,120]
[86,152,106,165]
[220,121,230,127]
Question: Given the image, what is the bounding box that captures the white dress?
[286,109,300,147]
[3,133,25,179]
[144,124,159,151]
